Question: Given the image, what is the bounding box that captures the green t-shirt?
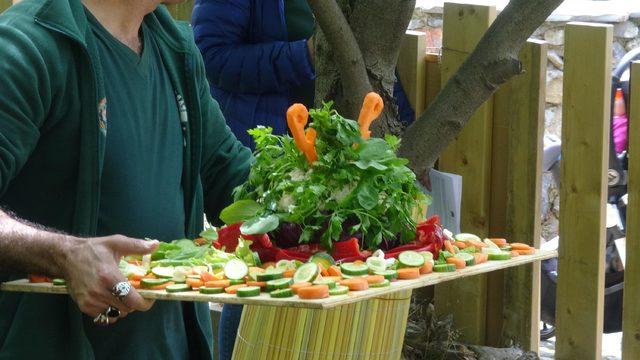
[84,11,189,360]
[284,0,315,108]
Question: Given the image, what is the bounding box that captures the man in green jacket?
[0,0,252,358]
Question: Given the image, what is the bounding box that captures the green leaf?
[199,228,218,241]
[220,199,263,224]
[356,182,378,210]
[354,160,388,171]
[240,214,280,235]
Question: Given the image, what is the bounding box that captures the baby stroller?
[538,47,639,340]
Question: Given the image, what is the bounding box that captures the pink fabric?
[613,114,628,153]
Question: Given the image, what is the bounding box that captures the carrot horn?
[357,92,384,140]
[286,103,317,164]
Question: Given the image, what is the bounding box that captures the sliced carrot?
[291,282,312,294]
[28,274,50,283]
[128,280,141,289]
[322,276,343,283]
[317,263,329,277]
[205,280,231,288]
[297,285,330,299]
[489,238,508,247]
[249,266,265,274]
[516,248,536,255]
[327,265,342,277]
[142,273,157,279]
[473,253,488,265]
[149,281,174,290]
[186,278,205,289]
[365,275,385,284]
[283,269,296,278]
[446,257,466,269]
[128,273,146,281]
[396,267,420,280]
[510,250,521,258]
[246,281,267,288]
[468,239,487,249]
[200,272,217,283]
[262,262,276,269]
[510,243,534,251]
[419,261,433,274]
[339,278,369,291]
[224,284,247,294]
[453,241,467,249]
[444,240,456,254]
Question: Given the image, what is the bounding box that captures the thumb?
[109,236,159,256]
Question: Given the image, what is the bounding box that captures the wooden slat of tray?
[1,249,557,309]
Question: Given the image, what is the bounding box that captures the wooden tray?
[1,249,556,309]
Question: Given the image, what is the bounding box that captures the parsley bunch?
[221,103,428,251]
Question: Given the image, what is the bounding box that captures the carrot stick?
[317,263,329,277]
[489,238,508,247]
[283,269,296,278]
[297,285,330,299]
[515,248,536,255]
[327,265,342,277]
[364,275,385,284]
[339,278,369,291]
[186,278,204,289]
[291,282,312,294]
[396,268,420,280]
[468,239,487,249]
[128,280,141,289]
[357,92,384,140]
[510,250,521,258]
[246,281,267,288]
[419,261,433,274]
[510,243,534,251]
[446,257,466,269]
[473,253,488,265]
[205,280,231,288]
[453,241,467,249]
[200,272,217,283]
[444,240,456,254]
[149,281,174,290]
[224,284,247,294]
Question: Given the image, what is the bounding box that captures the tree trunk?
[311,0,415,137]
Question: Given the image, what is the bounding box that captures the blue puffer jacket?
[192,0,316,148]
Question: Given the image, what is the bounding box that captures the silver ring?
[111,281,131,301]
[106,306,121,318]
[93,313,110,326]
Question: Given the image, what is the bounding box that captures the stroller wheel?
[540,322,556,340]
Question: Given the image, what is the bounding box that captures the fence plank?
[425,53,442,108]
[493,39,547,351]
[435,2,496,345]
[622,61,640,358]
[397,31,427,121]
[555,22,612,360]
[166,1,194,21]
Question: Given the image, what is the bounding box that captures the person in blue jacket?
[192,0,316,150]
[192,2,417,359]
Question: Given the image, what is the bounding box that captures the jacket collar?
[34,0,190,53]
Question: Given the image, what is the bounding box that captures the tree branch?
[399,0,563,178]
[308,0,372,118]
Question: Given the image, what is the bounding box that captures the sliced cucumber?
[366,257,387,273]
[500,246,512,252]
[454,252,475,266]
[433,264,456,272]
[371,249,385,259]
[454,233,481,243]
[270,288,294,298]
[488,252,512,261]
[256,268,285,282]
[199,286,224,294]
[171,268,187,283]
[481,247,502,255]
[398,251,425,268]
[484,238,501,251]
[276,260,292,270]
[166,284,191,293]
[237,286,261,297]
[224,259,249,280]
[293,262,319,283]
[309,252,335,269]
[419,251,434,263]
[229,279,245,285]
[141,278,171,287]
[266,278,293,292]
[340,263,369,276]
[52,279,66,286]
[329,285,349,296]
[374,270,398,280]
[370,279,391,288]
[312,279,336,289]
[152,266,175,279]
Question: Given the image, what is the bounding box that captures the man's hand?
[61,235,159,322]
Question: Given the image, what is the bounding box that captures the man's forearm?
[0,210,71,277]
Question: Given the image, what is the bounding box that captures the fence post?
[435,2,497,345]
[397,31,427,121]
[622,61,640,358]
[486,39,547,351]
[555,22,612,360]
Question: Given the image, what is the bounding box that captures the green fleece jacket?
[0,0,252,358]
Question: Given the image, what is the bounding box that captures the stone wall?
[410,1,640,239]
